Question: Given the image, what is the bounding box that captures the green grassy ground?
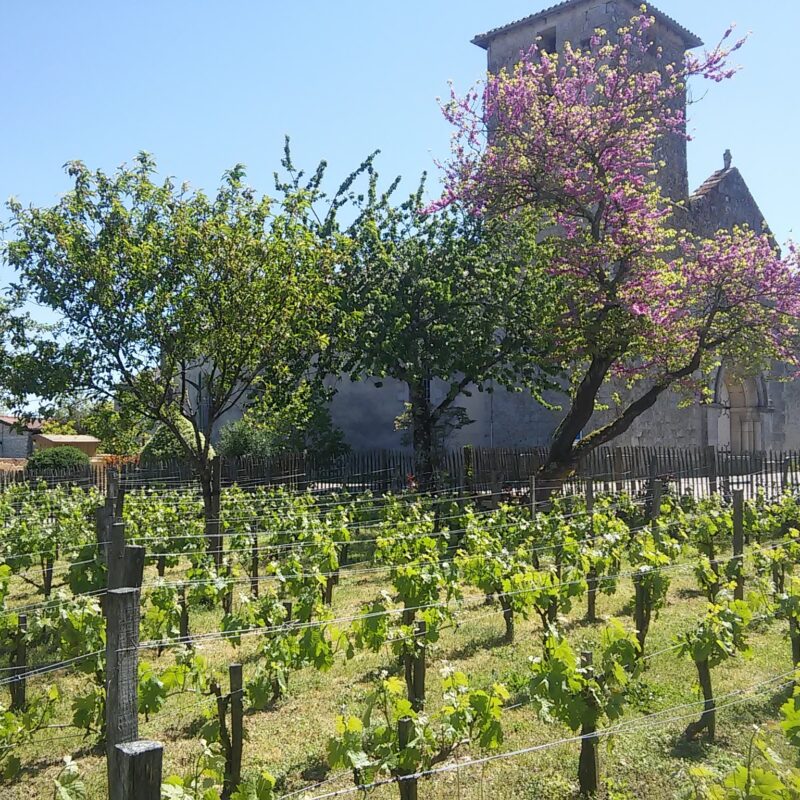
[8,559,794,800]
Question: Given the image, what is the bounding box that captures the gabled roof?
[690,165,739,202]
[0,415,43,433]
[473,0,703,50]
[690,165,742,203]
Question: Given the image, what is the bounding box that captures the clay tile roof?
[0,415,44,432]
[690,167,736,201]
[473,0,703,50]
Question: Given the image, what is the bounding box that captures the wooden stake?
[106,587,141,799]
[227,664,244,797]
[114,740,163,800]
[733,489,745,601]
[578,651,600,797]
[10,614,27,711]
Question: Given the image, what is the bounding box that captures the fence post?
[783,457,791,496]
[10,613,27,711]
[106,583,142,799]
[115,740,163,800]
[733,489,745,601]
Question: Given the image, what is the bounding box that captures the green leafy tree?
[6,152,346,557]
[339,175,559,488]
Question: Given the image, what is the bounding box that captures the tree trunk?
[201,475,220,569]
[684,659,715,741]
[409,381,435,493]
[157,556,166,578]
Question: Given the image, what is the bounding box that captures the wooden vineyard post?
[612,447,625,493]
[228,664,244,798]
[105,544,144,800]
[209,456,223,569]
[733,490,745,601]
[10,613,27,711]
[463,445,474,493]
[397,716,418,800]
[650,479,663,524]
[107,521,127,590]
[250,533,259,598]
[115,740,163,800]
[179,586,191,644]
[585,480,599,623]
[412,620,426,712]
[578,651,600,797]
[529,475,537,520]
[706,446,718,497]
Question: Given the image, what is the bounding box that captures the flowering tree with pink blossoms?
[433,10,800,482]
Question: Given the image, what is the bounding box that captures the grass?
[6,553,796,800]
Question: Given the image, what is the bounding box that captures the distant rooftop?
[473,0,704,50]
[33,434,101,444]
[0,415,44,432]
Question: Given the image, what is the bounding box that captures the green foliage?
[140,416,214,464]
[8,152,345,475]
[0,686,60,780]
[328,670,508,787]
[338,174,560,475]
[228,381,348,462]
[52,756,86,800]
[27,447,90,471]
[676,599,752,668]
[527,621,641,732]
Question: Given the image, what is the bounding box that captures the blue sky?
[1,0,797,250]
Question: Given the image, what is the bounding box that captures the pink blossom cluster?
[432,8,797,385]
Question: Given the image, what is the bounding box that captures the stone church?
[326,0,799,455]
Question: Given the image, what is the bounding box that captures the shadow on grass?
[445,631,508,661]
[676,587,706,600]
[670,735,715,761]
[299,754,330,783]
[18,738,103,778]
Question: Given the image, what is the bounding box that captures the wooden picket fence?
[2,446,800,501]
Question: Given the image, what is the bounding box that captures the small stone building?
[32,433,102,459]
[0,415,42,458]
[326,0,799,454]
